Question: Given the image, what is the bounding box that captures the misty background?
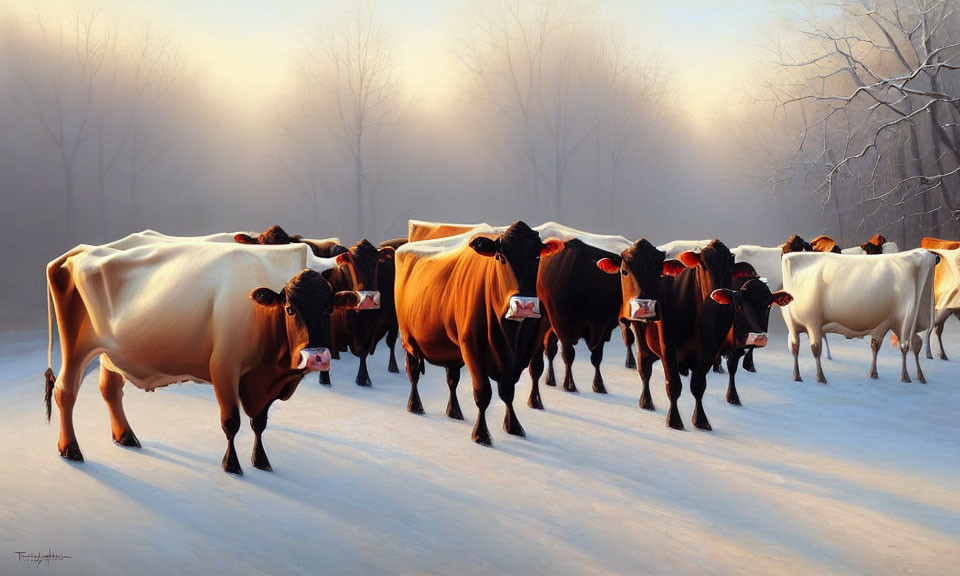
[1,0,958,328]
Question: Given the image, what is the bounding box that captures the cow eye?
[621,269,628,276]
[285,305,296,316]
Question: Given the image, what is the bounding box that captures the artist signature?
[14,548,73,568]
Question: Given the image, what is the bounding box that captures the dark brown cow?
[327,239,396,386]
[782,234,813,254]
[234,225,347,258]
[525,239,622,409]
[396,221,562,445]
[861,234,887,255]
[608,240,752,430]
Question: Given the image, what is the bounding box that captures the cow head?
[334,239,395,310]
[250,269,360,372]
[810,235,840,254]
[712,278,793,349]
[861,234,886,255]
[782,234,813,254]
[469,220,561,321]
[598,238,672,322]
[699,240,737,288]
[234,225,302,246]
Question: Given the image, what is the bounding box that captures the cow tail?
[44,271,55,423]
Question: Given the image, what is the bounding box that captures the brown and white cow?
[44,241,359,474]
[920,237,960,360]
[395,221,562,445]
[234,224,347,258]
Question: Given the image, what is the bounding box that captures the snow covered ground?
[1,324,959,575]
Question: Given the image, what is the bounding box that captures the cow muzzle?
[505,296,541,321]
[298,348,332,372]
[355,290,381,310]
[744,332,768,348]
[629,298,657,320]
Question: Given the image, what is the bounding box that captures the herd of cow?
[42,221,958,474]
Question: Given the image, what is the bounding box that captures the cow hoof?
[252,453,273,472]
[867,370,878,379]
[666,409,684,430]
[388,358,400,373]
[319,372,332,386]
[407,400,425,415]
[745,364,757,373]
[792,372,802,382]
[918,373,927,384]
[545,374,556,387]
[59,442,84,462]
[625,357,637,370]
[693,417,712,431]
[446,402,464,420]
[563,381,577,393]
[528,392,544,410]
[504,417,526,437]
[356,378,372,387]
[472,422,492,446]
[726,393,741,406]
[900,374,911,384]
[940,353,948,361]
[222,452,243,475]
[639,398,656,411]
[817,375,827,384]
[114,430,141,448]
[592,380,607,394]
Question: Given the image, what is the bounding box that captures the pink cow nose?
[629,298,657,319]
[745,332,768,348]
[298,348,332,372]
[355,290,381,310]
[505,296,541,320]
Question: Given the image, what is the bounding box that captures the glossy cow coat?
[44,241,358,474]
[920,238,960,360]
[395,222,559,445]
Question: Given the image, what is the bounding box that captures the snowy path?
[1,327,958,575]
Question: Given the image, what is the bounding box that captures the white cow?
[780,249,936,383]
[841,241,900,254]
[658,239,713,260]
[45,240,359,474]
[731,245,785,290]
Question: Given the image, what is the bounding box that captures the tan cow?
[44,241,358,474]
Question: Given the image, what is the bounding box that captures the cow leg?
[726,349,744,406]
[622,323,637,369]
[811,338,827,384]
[406,352,425,414]
[386,328,400,373]
[936,322,948,360]
[925,323,935,359]
[472,376,493,446]
[590,344,606,394]
[822,334,833,360]
[249,402,273,471]
[634,324,656,411]
[498,380,525,437]
[544,332,558,387]
[742,348,756,373]
[446,365,464,420]
[53,353,89,462]
[712,356,725,374]
[790,333,802,382]
[527,343,545,410]
[355,353,373,387]
[912,334,926,384]
[98,363,140,448]
[330,348,341,360]
[318,370,331,386]
[899,341,912,383]
[690,370,711,431]
[561,341,577,393]
[212,374,242,475]
[868,338,880,379]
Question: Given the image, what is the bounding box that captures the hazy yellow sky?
[4,0,780,128]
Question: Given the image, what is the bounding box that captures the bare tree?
[2,6,118,242]
[285,2,404,237]
[764,0,960,245]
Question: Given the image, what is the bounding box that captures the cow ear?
[379,246,395,261]
[770,290,793,307]
[470,236,499,257]
[251,287,285,307]
[540,238,564,257]
[335,252,352,266]
[333,290,361,310]
[709,288,735,305]
[596,257,620,275]
[235,233,258,244]
[733,262,758,279]
[663,259,686,276]
[677,251,701,268]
